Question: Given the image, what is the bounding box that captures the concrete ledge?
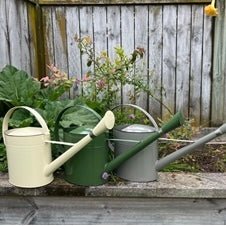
[1,172,226,198]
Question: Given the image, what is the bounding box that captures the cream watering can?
[2,106,115,188]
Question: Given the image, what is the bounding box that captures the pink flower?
[40,76,51,87]
[96,79,106,89]
[82,74,90,82]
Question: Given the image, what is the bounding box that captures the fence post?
[212,0,226,126]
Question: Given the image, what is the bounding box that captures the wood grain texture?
[176,5,191,118]
[0,0,10,69]
[162,5,177,120]
[148,5,163,119]
[121,6,135,104]
[134,5,148,110]
[38,0,211,5]
[1,196,226,224]
[189,5,203,125]
[66,7,81,98]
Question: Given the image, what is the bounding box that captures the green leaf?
[0,65,41,106]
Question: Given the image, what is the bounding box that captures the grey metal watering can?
[102,113,226,182]
[110,104,160,182]
[2,106,115,188]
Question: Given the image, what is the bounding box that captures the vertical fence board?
[121,6,135,104]
[79,6,93,78]
[212,0,226,126]
[201,14,212,126]
[66,7,81,97]
[19,0,31,75]
[107,6,121,59]
[107,6,121,105]
[0,0,10,69]
[27,3,40,77]
[93,7,107,54]
[52,7,68,74]
[162,5,177,119]
[134,6,149,110]
[148,5,163,120]
[176,5,191,118]
[42,7,54,74]
[5,0,24,70]
[189,5,203,126]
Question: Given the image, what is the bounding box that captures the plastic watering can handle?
[2,106,49,143]
[111,104,159,130]
[54,104,102,142]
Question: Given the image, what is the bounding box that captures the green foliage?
[0,65,76,172]
[75,36,171,115]
[0,65,41,107]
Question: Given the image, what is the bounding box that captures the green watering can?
[54,105,111,186]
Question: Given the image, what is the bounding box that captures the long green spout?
[102,111,184,178]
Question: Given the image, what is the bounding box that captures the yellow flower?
[204,0,218,16]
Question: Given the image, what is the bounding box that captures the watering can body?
[113,124,158,182]
[2,106,115,188]
[61,126,110,186]
[110,104,160,182]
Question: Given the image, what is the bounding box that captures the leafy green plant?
[75,36,171,115]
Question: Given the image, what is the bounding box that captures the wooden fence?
[1,0,224,126]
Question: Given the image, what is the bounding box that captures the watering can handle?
[111,103,159,130]
[54,104,102,142]
[2,106,49,143]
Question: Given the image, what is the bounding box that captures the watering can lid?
[68,126,92,135]
[5,127,45,137]
[119,124,156,133]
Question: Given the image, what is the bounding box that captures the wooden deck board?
[1,196,226,224]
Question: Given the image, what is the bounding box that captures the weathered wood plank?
[42,7,55,74]
[18,0,31,75]
[0,0,10,69]
[38,0,212,5]
[1,196,226,224]
[134,5,148,110]
[5,0,27,71]
[106,6,121,59]
[148,5,163,120]
[106,6,121,105]
[176,5,191,118]
[121,6,135,104]
[27,3,40,77]
[212,0,226,126]
[189,5,203,126]
[52,7,68,74]
[201,13,212,126]
[93,7,107,54]
[162,5,177,119]
[79,6,94,79]
[66,7,81,98]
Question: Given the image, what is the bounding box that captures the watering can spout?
[155,123,226,171]
[44,111,115,176]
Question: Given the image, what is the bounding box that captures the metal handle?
[2,106,49,143]
[54,104,102,142]
[111,104,159,130]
